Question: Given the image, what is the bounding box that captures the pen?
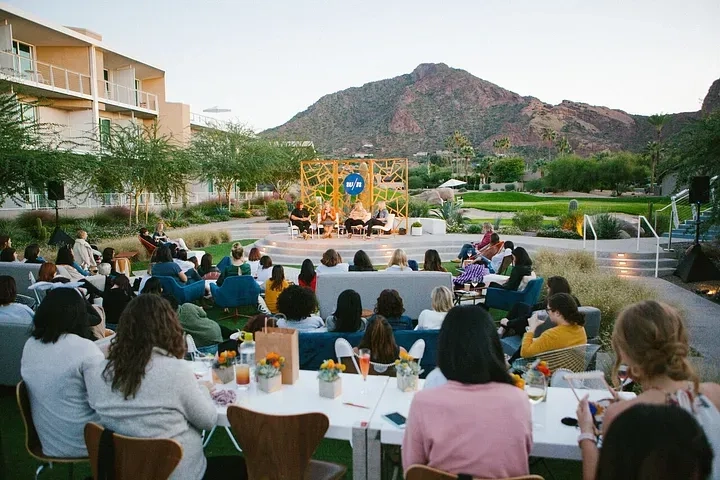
[343,402,369,409]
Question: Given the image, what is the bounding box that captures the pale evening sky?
[9,0,720,131]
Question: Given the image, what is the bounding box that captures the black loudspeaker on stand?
[46,181,74,247]
[674,176,720,282]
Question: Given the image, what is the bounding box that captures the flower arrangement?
[318,359,346,382]
[395,350,421,376]
[257,352,285,379]
[510,373,525,389]
[214,350,236,369]
[530,359,551,377]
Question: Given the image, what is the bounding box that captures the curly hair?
[103,295,186,399]
[321,249,342,267]
[612,300,698,390]
[375,289,405,318]
[277,285,317,321]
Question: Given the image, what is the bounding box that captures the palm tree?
[492,136,511,156]
[647,114,669,191]
[445,130,471,177]
[541,128,557,160]
[555,136,572,157]
[532,158,547,177]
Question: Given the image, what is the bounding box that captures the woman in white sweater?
[416,286,454,330]
[84,294,245,479]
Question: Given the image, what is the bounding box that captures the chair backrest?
[334,338,360,372]
[138,236,156,256]
[578,306,601,340]
[536,344,588,373]
[84,423,182,480]
[408,339,426,364]
[216,256,231,272]
[28,271,42,305]
[226,406,329,480]
[216,275,261,304]
[497,255,513,275]
[406,465,544,480]
[185,334,199,357]
[522,278,545,305]
[16,381,45,460]
[384,213,396,231]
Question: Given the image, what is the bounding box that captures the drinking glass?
[471,277,479,289]
[235,362,251,389]
[524,370,548,405]
[358,349,371,382]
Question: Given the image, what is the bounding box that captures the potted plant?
[411,221,423,236]
[395,350,422,392]
[318,359,345,399]
[212,350,236,384]
[257,352,285,393]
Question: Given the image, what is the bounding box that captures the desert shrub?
[595,213,622,240]
[16,210,56,230]
[430,202,467,233]
[187,210,211,225]
[103,236,149,261]
[196,198,225,215]
[209,232,220,245]
[653,212,671,236]
[250,208,265,217]
[75,219,100,238]
[160,208,189,228]
[231,210,252,218]
[498,225,522,235]
[557,210,585,235]
[408,200,431,218]
[33,218,49,243]
[219,231,231,243]
[103,206,132,222]
[523,179,545,192]
[481,184,492,190]
[266,200,289,220]
[465,224,483,234]
[533,249,657,346]
[536,228,583,239]
[409,176,424,189]
[493,217,502,231]
[504,184,516,191]
[511,209,543,231]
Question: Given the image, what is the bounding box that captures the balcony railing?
[0,50,92,97]
[99,80,158,112]
[190,112,230,131]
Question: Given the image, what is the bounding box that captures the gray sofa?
[0,262,42,295]
[0,311,33,385]
[315,271,454,319]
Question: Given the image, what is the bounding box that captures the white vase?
[319,378,342,399]
[397,373,419,392]
[411,226,422,236]
[258,374,282,393]
[213,367,234,385]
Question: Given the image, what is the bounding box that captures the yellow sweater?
[521,324,587,358]
[264,280,289,314]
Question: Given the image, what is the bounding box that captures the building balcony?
[0,49,92,99]
[190,112,229,131]
[98,80,158,116]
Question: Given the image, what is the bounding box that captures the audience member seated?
[316,249,349,274]
[153,221,188,250]
[247,247,261,277]
[152,245,201,284]
[37,262,57,282]
[99,247,119,277]
[384,249,412,273]
[0,247,17,262]
[197,253,220,279]
[590,404,713,480]
[488,246,533,290]
[276,285,325,331]
[402,305,532,478]
[172,296,229,346]
[255,255,273,287]
[453,222,494,262]
[0,275,34,324]
[416,286,453,330]
[319,200,338,238]
[498,275,579,337]
[487,240,514,274]
[297,259,317,292]
[473,233,504,265]
[0,234,10,251]
[84,295,244,479]
[422,249,446,272]
[345,200,369,237]
[55,245,90,280]
[23,243,45,264]
[264,265,290,314]
[519,292,587,359]
[72,230,98,271]
[326,289,366,333]
[367,289,413,331]
[356,315,403,364]
[349,250,375,271]
[453,262,489,289]
[217,243,251,286]
[174,249,196,271]
[576,300,720,480]
[139,227,159,247]
[20,288,104,458]
[141,276,163,295]
[103,274,135,327]
[290,200,312,238]
[242,313,278,336]
[364,200,389,237]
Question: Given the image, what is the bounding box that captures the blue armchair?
[155,276,206,304]
[216,256,231,273]
[210,275,261,318]
[484,277,544,312]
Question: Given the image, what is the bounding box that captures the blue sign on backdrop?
[343,173,365,195]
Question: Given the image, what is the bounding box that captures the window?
[99,118,111,148]
[134,78,140,106]
[103,69,110,96]
[208,181,214,193]
[19,103,36,124]
[11,40,33,74]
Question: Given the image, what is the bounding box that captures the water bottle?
[239,332,256,375]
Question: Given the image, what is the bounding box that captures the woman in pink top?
[402,305,533,478]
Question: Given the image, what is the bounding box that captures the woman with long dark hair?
[197,253,220,279]
[55,245,90,280]
[402,305,532,477]
[255,255,274,286]
[326,289,365,332]
[264,265,289,314]
[150,245,189,283]
[422,249,446,272]
[356,315,400,364]
[520,292,586,358]
[23,243,45,264]
[21,288,103,458]
[297,259,317,292]
[488,246,533,291]
[84,295,245,479]
[349,250,375,272]
[103,274,135,327]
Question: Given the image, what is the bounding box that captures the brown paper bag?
[255,326,300,385]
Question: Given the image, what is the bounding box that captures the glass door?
[12,40,33,75]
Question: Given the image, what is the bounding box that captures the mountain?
[263,63,704,158]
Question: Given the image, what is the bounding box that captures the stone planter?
[411,226,423,236]
[397,373,419,392]
[258,374,282,394]
[319,378,342,399]
[213,367,234,385]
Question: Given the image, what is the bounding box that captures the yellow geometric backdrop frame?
[299,158,409,232]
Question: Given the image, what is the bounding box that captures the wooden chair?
[84,423,183,480]
[16,381,88,479]
[406,465,544,480]
[226,406,346,480]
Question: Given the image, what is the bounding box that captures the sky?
[8,0,720,131]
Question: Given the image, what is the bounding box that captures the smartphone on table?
[383,412,407,429]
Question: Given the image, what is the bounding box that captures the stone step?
[599,265,676,277]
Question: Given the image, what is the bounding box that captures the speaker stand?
[48,200,73,247]
[674,203,720,282]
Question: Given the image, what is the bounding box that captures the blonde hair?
[483,222,493,232]
[76,230,87,239]
[387,249,408,270]
[431,286,454,313]
[155,222,164,231]
[231,242,245,260]
[612,300,698,390]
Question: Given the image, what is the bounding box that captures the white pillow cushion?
[518,271,537,291]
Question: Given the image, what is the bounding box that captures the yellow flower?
[279,356,285,364]
[339,364,346,371]
[394,360,400,365]
[327,359,335,368]
[260,359,267,366]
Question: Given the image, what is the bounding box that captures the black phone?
[383,412,407,428]
[561,417,578,427]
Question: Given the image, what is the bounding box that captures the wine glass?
[470,277,479,290]
[617,364,629,390]
[358,349,371,382]
[524,370,548,405]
